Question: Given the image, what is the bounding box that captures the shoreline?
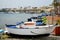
[0,33,60,40]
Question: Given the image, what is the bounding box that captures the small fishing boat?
[5,16,55,35]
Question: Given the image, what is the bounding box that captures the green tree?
[56,20,60,25]
[40,10,45,13]
[0,9,8,12]
[42,16,47,24]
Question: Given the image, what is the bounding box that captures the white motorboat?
[5,16,55,35]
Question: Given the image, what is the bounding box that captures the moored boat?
[5,16,56,35]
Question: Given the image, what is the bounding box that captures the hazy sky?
[0,0,53,8]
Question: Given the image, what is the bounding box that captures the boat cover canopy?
[6,25,16,28]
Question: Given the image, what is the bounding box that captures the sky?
[0,0,53,8]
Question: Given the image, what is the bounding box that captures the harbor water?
[0,12,42,29]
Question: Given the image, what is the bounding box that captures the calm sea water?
[0,12,41,29]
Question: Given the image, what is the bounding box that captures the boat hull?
[5,26,55,35]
